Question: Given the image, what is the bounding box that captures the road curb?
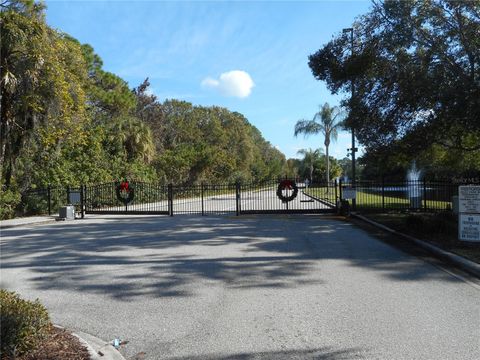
[352,213,480,279]
[54,325,126,360]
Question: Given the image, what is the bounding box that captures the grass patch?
[303,187,337,203]
[304,187,451,211]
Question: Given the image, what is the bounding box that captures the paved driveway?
[1,215,479,359]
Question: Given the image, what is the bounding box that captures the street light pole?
[343,27,357,210]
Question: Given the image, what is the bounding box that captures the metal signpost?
[458,186,480,242]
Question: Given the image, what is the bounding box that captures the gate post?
[339,178,343,202]
[382,175,385,212]
[235,182,241,216]
[334,179,338,206]
[201,182,205,216]
[66,186,70,205]
[168,184,173,216]
[47,185,51,216]
[423,178,427,211]
[80,184,85,219]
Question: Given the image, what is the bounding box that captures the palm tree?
[108,115,155,163]
[284,158,300,179]
[294,103,344,185]
[296,148,323,183]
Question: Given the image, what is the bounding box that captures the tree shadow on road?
[0,214,464,300]
[166,346,363,360]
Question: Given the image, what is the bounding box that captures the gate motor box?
[59,205,75,220]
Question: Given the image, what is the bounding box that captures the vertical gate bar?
[201,183,205,216]
[66,186,70,205]
[47,185,51,216]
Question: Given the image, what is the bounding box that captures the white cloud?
[201,70,254,98]
[201,77,220,88]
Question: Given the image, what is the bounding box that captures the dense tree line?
[0,0,285,217]
[309,0,480,180]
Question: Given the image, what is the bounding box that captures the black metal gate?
[239,179,337,214]
[84,182,170,215]
[84,180,337,216]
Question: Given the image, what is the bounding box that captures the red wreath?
[116,179,134,205]
[276,180,298,202]
[119,181,129,192]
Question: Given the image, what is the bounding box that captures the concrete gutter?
[353,213,480,279]
[74,331,126,360]
[54,325,126,360]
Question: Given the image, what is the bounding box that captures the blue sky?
[45,0,371,160]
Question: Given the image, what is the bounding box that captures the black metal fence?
[17,178,465,217]
[85,182,169,215]
[21,186,82,216]
[84,180,337,215]
[239,179,336,214]
[340,179,458,212]
[172,183,238,215]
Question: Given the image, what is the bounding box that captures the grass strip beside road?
[363,212,480,264]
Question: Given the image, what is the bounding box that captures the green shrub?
[21,192,49,216]
[405,214,425,231]
[0,289,52,358]
[405,212,457,240]
[0,190,21,220]
[428,212,457,237]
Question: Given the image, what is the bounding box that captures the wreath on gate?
[115,179,135,205]
[276,179,298,202]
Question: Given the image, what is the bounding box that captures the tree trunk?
[326,145,330,193]
[0,88,10,188]
[326,145,330,183]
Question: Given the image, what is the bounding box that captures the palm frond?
[294,119,321,138]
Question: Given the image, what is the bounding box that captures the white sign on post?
[458,185,480,242]
[68,191,81,204]
[458,214,480,242]
[459,186,480,213]
[342,188,356,200]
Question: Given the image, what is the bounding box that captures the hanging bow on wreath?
[276,179,298,202]
[116,179,135,205]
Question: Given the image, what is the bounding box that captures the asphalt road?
[1,214,479,360]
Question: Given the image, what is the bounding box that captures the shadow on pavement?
[167,347,363,360]
[0,214,461,300]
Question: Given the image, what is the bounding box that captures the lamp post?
[343,27,357,210]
